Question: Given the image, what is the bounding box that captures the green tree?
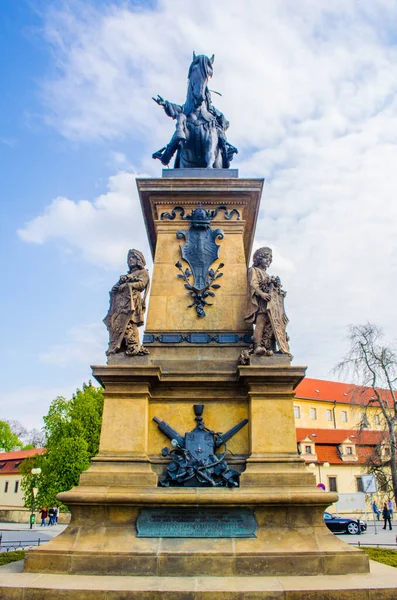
[0,420,22,451]
[20,382,104,511]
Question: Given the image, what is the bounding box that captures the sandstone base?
[23,362,369,578]
[23,487,369,577]
[1,559,397,599]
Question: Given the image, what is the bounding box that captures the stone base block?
[2,559,397,599]
[24,498,369,577]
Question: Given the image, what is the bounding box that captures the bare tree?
[336,323,397,506]
[5,420,27,440]
[4,420,45,448]
[25,428,46,448]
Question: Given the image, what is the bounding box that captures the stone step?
[0,559,396,599]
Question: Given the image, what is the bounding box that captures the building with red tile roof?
[0,448,45,516]
[293,378,391,507]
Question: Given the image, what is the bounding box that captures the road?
[0,521,396,551]
[335,520,397,548]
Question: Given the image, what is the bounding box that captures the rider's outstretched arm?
[153,95,183,120]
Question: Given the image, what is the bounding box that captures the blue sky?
[2,0,397,430]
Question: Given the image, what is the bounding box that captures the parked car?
[324,512,367,535]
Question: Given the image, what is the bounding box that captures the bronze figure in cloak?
[245,247,290,356]
[104,249,150,356]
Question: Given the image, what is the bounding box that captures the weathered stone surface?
[24,492,370,577]
[4,559,397,599]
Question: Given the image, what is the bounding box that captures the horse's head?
[187,52,214,108]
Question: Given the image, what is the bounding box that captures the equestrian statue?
[152,52,238,169]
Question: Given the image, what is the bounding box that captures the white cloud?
[109,151,131,169]
[18,0,397,378]
[39,1,397,150]
[39,323,107,367]
[1,384,81,431]
[18,170,151,269]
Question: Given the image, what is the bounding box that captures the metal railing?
[350,541,397,548]
[0,533,43,552]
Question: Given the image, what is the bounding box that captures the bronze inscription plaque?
[136,508,257,538]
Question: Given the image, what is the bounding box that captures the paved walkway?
[335,521,397,548]
[0,522,67,534]
[0,523,67,550]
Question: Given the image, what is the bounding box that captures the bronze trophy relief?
[153,404,248,487]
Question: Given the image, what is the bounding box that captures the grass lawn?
[362,547,397,568]
[0,550,26,566]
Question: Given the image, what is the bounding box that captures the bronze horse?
[152,53,237,169]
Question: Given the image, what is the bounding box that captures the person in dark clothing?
[48,506,55,526]
[40,507,48,527]
[382,503,392,530]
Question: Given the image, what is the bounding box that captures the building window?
[356,477,363,492]
[328,476,337,492]
[14,481,19,493]
[305,445,312,454]
[374,414,380,425]
[384,446,391,456]
[341,411,347,422]
[346,446,353,455]
[310,408,317,420]
[4,481,9,493]
[294,406,300,418]
[326,409,332,421]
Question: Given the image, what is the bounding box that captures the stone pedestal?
[24,362,369,577]
[138,177,261,345]
[22,175,375,593]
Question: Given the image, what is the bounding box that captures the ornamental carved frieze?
[173,205,225,318]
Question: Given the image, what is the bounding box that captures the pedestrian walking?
[387,499,394,520]
[48,506,55,526]
[54,506,59,524]
[40,507,48,527]
[382,503,392,530]
[372,501,381,521]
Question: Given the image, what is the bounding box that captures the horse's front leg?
[205,129,218,168]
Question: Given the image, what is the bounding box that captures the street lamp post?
[30,467,42,530]
[309,461,330,488]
